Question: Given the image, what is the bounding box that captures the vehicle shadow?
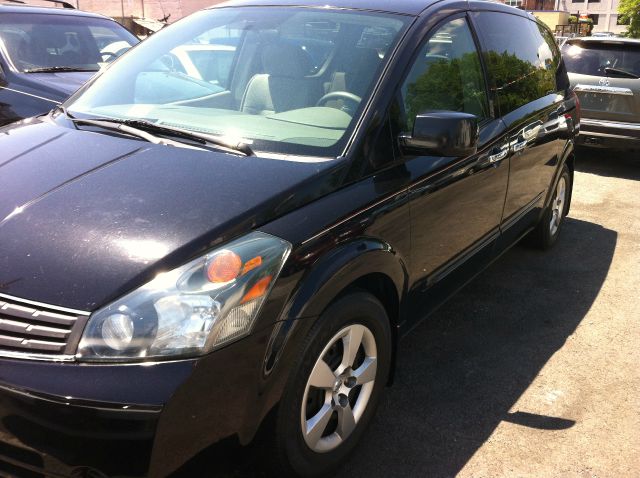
[335,216,616,478]
[575,147,640,181]
[176,216,616,478]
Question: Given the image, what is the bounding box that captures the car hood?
[20,71,96,101]
[0,118,340,311]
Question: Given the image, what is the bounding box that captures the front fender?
[288,238,408,320]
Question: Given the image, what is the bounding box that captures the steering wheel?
[316,91,362,114]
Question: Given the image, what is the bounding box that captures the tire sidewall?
[275,291,392,477]
[543,164,572,248]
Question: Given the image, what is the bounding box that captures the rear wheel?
[270,291,392,477]
[528,164,572,250]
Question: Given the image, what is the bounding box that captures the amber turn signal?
[242,256,263,275]
[206,250,242,283]
[241,275,272,303]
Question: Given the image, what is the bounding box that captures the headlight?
[77,232,291,361]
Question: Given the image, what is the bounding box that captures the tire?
[527,164,572,250]
[268,291,392,477]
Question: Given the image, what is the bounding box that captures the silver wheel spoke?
[353,357,377,385]
[341,324,364,368]
[309,359,336,389]
[305,402,334,448]
[550,177,567,235]
[301,323,378,453]
[336,404,356,439]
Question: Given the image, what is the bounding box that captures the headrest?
[347,48,381,74]
[261,41,312,78]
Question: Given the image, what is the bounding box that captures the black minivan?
[0,0,578,476]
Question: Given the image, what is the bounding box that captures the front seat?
[241,41,313,115]
[326,48,381,98]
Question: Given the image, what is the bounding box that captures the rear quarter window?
[472,12,560,115]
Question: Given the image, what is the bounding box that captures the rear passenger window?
[472,12,559,115]
[399,17,489,131]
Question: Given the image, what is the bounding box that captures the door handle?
[511,138,527,153]
[488,146,508,164]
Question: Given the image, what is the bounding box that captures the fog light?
[102,313,134,350]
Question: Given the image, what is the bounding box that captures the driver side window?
[400,17,489,131]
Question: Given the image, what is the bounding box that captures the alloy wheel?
[300,324,378,453]
[549,175,567,236]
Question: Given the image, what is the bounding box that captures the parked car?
[169,43,237,87]
[0,1,578,477]
[0,0,138,126]
[562,37,640,150]
[591,32,619,38]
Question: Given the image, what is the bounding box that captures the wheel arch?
[287,238,408,322]
[241,239,408,446]
[544,140,575,213]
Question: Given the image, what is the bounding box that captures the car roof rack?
[3,0,75,9]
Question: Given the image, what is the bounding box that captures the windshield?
[66,7,410,157]
[0,13,138,72]
[562,41,640,77]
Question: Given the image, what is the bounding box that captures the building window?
[505,0,523,6]
[590,14,599,24]
[617,15,630,25]
[587,0,600,3]
[571,0,583,3]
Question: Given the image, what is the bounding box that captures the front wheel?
[528,163,572,250]
[269,291,392,477]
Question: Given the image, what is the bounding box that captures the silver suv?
[562,37,640,151]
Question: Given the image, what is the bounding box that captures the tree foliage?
[619,0,640,38]
[404,51,556,126]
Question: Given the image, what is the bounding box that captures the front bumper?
[0,358,194,478]
[577,118,640,150]
[0,308,290,478]
[0,318,281,478]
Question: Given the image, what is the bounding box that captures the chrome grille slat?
[0,295,88,359]
[0,318,71,339]
[0,301,77,326]
[0,334,66,352]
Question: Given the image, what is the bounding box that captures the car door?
[471,11,566,244]
[392,14,510,322]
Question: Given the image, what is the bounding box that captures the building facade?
[501,0,628,34]
[557,0,627,34]
[33,0,224,25]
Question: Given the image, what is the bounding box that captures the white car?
[170,43,236,86]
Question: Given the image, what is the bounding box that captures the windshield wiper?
[24,66,99,73]
[604,67,639,79]
[69,117,253,156]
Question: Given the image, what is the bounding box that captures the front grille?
[0,294,89,360]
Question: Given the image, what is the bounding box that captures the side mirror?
[399,111,479,157]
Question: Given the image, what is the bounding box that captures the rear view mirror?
[400,111,479,157]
